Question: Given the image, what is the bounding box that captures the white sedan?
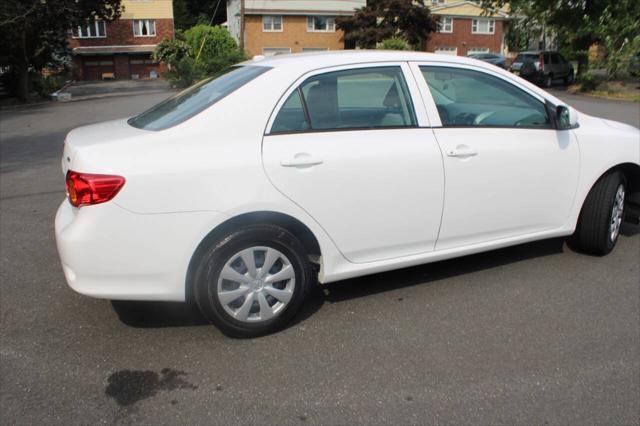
[55,51,640,337]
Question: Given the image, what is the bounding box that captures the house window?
[472,18,495,34]
[438,17,453,33]
[73,21,107,38]
[263,15,283,32]
[262,47,291,56]
[133,19,156,37]
[434,47,458,56]
[307,16,336,32]
[431,0,445,5]
[467,47,490,55]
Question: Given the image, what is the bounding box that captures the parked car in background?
[468,52,507,69]
[56,51,639,337]
[510,51,574,87]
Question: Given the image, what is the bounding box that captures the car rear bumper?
[55,199,228,302]
[512,70,546,84]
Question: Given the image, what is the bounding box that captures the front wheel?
[194,224,314,337]
[571,172,626,255]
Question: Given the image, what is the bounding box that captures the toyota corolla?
[55,51,640,337]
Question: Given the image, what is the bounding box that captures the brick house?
[225,0,365,57]
[68,0,174,80]
[425,0,510,56]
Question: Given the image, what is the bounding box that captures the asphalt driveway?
[0,90,638,425]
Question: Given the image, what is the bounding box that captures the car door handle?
[446,146,478,158]
[280,156,323,168]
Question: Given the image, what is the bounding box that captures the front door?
[412,63,580,250]
[262,64,445,263]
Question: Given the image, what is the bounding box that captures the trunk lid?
[62,118,148,174]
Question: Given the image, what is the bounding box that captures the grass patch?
[568,78,640,102]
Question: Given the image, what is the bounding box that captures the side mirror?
[556,105,578,129]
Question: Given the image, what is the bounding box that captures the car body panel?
[54,50,639,302]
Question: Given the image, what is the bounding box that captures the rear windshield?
[128,65,271,131]
[514,54,539,63]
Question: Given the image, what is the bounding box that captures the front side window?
[420,66,550,128]
[73,21,106,38]
[438,17,453,33]
[129,66,271,131]
[133,19,156,36]
[263,15,282,32]
[307,16,336,32]
[472,18,495,34]
[271,66,416,133]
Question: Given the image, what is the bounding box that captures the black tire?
[571,171,627,256]
[564,70,575,85]
[193,224,314,337]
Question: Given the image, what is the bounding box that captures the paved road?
[1,91,638,425]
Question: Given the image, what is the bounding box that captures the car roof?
[242,49,492,70]
[237,49,570,109]
[518,51,560,55]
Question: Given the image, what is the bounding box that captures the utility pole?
[239,0,245,50]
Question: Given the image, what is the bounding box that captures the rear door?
[410,62,579,250]
[262,63,445,263]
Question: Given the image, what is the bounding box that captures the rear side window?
[270,90,310,133]
[129,66,271,131]
[271,66,416,133]
[420,66,551,128]
[514,54,538,63]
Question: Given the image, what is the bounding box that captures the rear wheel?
[194,224,314,337]
[544,74,553,88]
[564,70,575,85]
[571,172,626,255]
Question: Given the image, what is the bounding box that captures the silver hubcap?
[217,246,295,323]
[609,184,625,242]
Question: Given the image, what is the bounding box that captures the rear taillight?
[539,53,545,69]
[65,171,125,207]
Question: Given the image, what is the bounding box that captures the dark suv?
[510,51,574,87]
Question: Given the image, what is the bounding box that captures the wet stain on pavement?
[105,368,197,407]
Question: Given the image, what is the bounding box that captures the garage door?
[434,47,458,56]
[83,58,115,80]
[130,56,160,79]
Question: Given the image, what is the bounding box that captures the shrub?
[162,57,202,88]
[154,37,190,64]
[31,73,69,97]
[579,72,599,92]
[184,25,241,62]
[157,24,245,87]
[377,37,411,51]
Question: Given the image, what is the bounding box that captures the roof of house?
[72,45,157,55]
[241,0,366,15]
[431,0,510,18]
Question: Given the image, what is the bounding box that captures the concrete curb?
[59,88,175,103]
[0,89,175,111]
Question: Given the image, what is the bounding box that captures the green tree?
[336,0,438,49]
[481,0,640,76]
[173,0,227,30]
[0,0,123,101]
